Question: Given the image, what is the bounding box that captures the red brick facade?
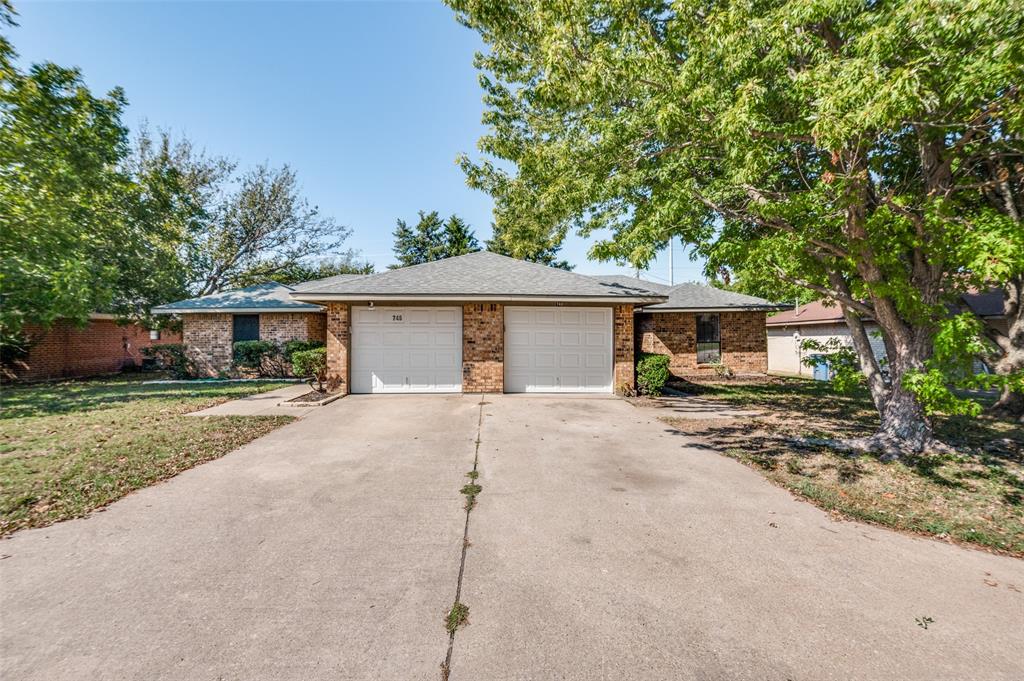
[9,317,182,382]
[259,312,327,345]
[182,314,233,376]
[637,311,768,376]
[324,303,351,394]
[462,303,504,393]
[613,304,636,394]
[183,311,328,377]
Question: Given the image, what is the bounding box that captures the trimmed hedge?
[636,353,671,396]
[232,340,280,371]
[292,347,328,393]
[283,339,324,361]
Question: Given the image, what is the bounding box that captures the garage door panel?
[534,332,557,346]
[434,331,458,346]
[505,307,612,393]
[535,309,557,324]
[351,306,462,393]
[434,309,459,324]
[560,353,581,368]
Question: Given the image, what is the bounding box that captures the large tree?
[0,7,138,347]
[128,129,354,300]
[449,0,1024,453]
[391,210,480,266]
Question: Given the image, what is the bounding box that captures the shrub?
[292,347,328,393]
[636,353,671,396]
[282,339,324,362]
[141,343,195,379]
[232,340,285,376]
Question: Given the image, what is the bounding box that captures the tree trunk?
[984,276,1023,420]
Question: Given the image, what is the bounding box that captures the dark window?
[233,315,260,342]
[696,313,721,364]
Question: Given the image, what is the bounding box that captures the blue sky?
[11,0,703,283]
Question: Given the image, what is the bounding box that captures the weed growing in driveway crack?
[461,482,482,510]
[446,601,469,634]
[465,470,479,480]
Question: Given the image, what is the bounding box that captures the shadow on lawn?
[0,377,267,420]
[661,377,1024,507]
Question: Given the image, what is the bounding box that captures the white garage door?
[351,306,462,393]
[505,306,613,393]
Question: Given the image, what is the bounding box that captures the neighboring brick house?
[155,252,785,393]
[153,282,328,376]
[591,276,786,378]
[7,314,182,382]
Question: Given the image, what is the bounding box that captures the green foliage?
[487,221,573,270]
[448,0,1024,444]
[259,256,373,288]
[140,343,195,379]
[232,340,282,376]
[0,31,132,343]
[636,353,671,396]
[800,338,864,395]
[283,339,324,362]
[391,210,480,267]
[291,347,328,393]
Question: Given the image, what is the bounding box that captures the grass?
[445,601,469,634]
[661,377,1024,555]
[0,374,294,536]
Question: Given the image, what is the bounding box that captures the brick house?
[155,252,784,392]
[7,314,182,382]
[153,282,327,376]
[597,277,789,378]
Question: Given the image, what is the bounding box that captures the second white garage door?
[504,306,613,393]
[351,306,462,393]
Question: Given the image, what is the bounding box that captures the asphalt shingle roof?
[291,273,368,292]
[586,275,674,295]
[290,251,667,301]
[153,282,323,313]
[640,282,788,311]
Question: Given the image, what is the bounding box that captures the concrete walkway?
[2,395,1021,680]
[189,383,320,417]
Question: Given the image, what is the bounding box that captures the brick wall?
[638,311,768,377]
[259,312,326,345]
[613,304,636,394]
[325,303,351,394]
[10,317,182,382]
[183,314,233,376]
[462,303,503,393]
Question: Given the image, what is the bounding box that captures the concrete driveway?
[2,395,1022,680]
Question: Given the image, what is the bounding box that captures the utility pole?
[668,236,674,286]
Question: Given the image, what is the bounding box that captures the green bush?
[636,353,671,396]
[282,339,324,361]
[232,340,283,375]
[141,343,195,379]
[292,347,328,393]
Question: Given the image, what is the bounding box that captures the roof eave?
[290,293,667,304]
[153,306,324,314]
[642,305,791,313]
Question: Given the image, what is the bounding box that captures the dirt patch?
[655,383,1024,556]
[285,390,332,404]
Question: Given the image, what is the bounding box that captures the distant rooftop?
[153,282,323,314]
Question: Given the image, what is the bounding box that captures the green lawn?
[662,377,1024,556]
[0,376,294,536]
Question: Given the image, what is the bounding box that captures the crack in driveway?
[440,393,487,680]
